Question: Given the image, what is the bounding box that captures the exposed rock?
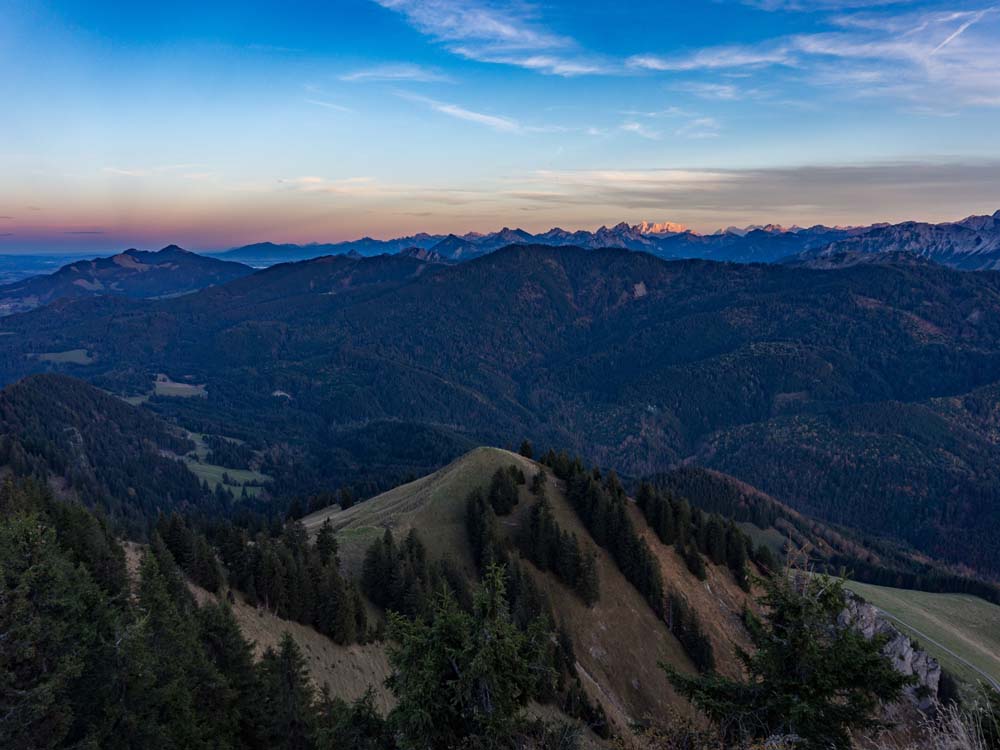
[838,592,940,711]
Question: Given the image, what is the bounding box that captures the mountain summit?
[0,245,253,316]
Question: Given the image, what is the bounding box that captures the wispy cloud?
[278,176,383,195]
[340,63,452,83]
[103,167,151,177]
[103,164,204,178]
[629,46,792,72]
[676,117,722,138]
[619,106,692,118]
[620,108,722,139]
[305,98,354,112]
[743,0,904,10]
[620,121,662,139]
[928,6,994,55]
[372,0,609,75]
[397,91,523,132]
[510,160,1000,226]
[675,82,760,100]
[631,6,1000,107]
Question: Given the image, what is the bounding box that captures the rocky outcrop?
[838,593,941,711]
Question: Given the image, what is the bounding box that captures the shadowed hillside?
[304,447,758,731]
[3,246,1000,574]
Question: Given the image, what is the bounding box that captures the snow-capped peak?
[632,220,688,235]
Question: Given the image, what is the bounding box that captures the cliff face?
[838,594,941,711]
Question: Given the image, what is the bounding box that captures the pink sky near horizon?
[4,162,1000,253]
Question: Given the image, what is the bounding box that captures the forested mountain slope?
[2,246,1000,573]
[0,411,978,747]
[0,374,219,535]
[301,446,758,731]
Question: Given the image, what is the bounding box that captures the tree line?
[8,471,1000,750]
[1,477,606,749]
[636,482,769,591]
[515,469,600,606]
[202,516,368,644]
[540,450,715,673]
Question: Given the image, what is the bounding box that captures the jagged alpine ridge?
[217,210,1000,269]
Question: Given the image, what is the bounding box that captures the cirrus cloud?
[372,0,611,75]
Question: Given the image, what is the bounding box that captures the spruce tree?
[705,515,727,566]
[386,565,552,748]
[339,487,355,510]
[313,687,390,750]
[315,518,338,567]
[488,467,520,515]
[665,572,912,749]
[518,439,534,459]
[0,513,100,748]
[196,603,263,748]
[257,633,316,750]
[108,552,226,750]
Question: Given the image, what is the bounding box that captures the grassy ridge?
[844,579,1000,689]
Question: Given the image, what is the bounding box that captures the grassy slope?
[304,447,758,731]
[182,431,271,498]
[844,579,1000,689]
[124,542,395,712]
[190,584,396,712]
[301,446,529,575]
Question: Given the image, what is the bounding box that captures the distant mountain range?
[215,221,853,265]
[794,210,1000,270]
[214,211,1000,270]
[2,210,998,317]
[0,245,253,315]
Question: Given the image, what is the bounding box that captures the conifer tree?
[754,544,777,575]
[109,552,227,750]
[257,633,316,750]
[518,439,534,459]
[0,513,99,748]
[196,603,263,748]
[386,565,552,748]
[466,488,499,570]
[315,518,338,567]
[339,487,355,510]
[313,687,391,750]
[705,514,727,566]
[488,467,520,515]
[665,572,911,749]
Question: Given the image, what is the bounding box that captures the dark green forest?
[2,246,1000,574]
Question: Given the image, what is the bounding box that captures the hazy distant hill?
[0,245,253,315]
[3,245,1000,573]
[217,234,444,264]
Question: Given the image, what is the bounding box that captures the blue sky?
[2,0,1000,251]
